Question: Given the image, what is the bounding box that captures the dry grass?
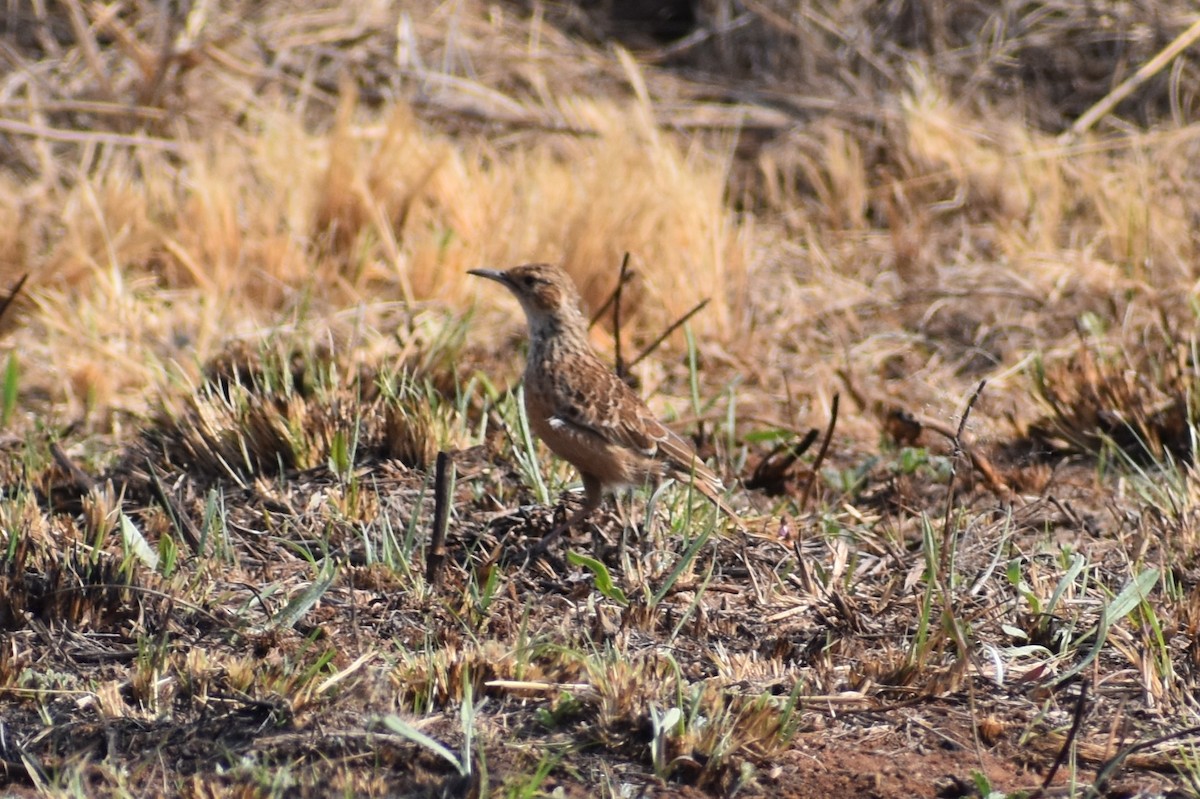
[4,0,1200,796]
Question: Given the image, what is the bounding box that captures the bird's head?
[468,263,586,336]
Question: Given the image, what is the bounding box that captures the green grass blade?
[382,715,468,778]
[1,353,17,427]
[567,551,629,606]
[267,562,337,631]
[119,511,160,571]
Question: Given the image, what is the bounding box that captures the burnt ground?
[1,358,1197,797]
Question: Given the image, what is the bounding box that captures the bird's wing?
[547,357,743,527]
[548,363,658,456]
[551,357,717,482]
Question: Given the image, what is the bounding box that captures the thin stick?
[587,259,636,329]
[0,273,29,329]
[0,118,182,151]
[629,298,710,370]
[62,0,115,100]
[48,583,228,628]
[938,380,987,581]
[799,393,839,514]
[426,451,454,587]
[1089,722,1200,797]
[145,460,202,556]
[1030,681,1090,799]
[745,428,819,492]
[1061,17,1200,142]
[0,99,168,119]
[913,416,1011,499]
[50,442,96,494]
[612,253,631,379]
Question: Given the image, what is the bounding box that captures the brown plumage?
[469,263,741,533]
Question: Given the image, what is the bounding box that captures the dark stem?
[630,297,710,370]
[799,393,839,514]
[427,451,454,587]
[588,254,636,329]
[613,252,631,380]
[0,272,28,328]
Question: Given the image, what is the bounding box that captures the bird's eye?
[523,276,536,287]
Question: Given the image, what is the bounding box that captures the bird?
[468,262,742,539]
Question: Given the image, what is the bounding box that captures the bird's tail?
[677,461,745,531]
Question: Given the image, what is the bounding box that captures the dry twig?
[629,298,711,370]
[0,273,29,331]
[799,393,838,514]
[588,255,636,329]
[1062,16,1200,142]
[426,451,454,587]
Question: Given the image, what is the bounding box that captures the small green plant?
[567,551,629,606]
[1048,567,1160,690]
[328,428,354,478]
[1006,552,1087,648]
[118,510,159,572]
[510,386,550,505]
[359,477,416,576]
[199,487,231,562]
[970,770,1006,799]
[1,353,18,427]
[384,715,471,779]
[534,692,584,729]
[157,531,178,578]
[825,457,877,496]
[262,559,337,633]
[468,556,502,622]
[889,446,953,481]
[649,514,715,609]
[648,704,683,778]
[501,749,561,799]
[383,668,486,786]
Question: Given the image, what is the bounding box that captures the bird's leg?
[533,474,603,555]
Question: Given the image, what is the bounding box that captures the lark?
[469,263,741,536]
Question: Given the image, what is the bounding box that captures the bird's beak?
[467,268,511,287]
